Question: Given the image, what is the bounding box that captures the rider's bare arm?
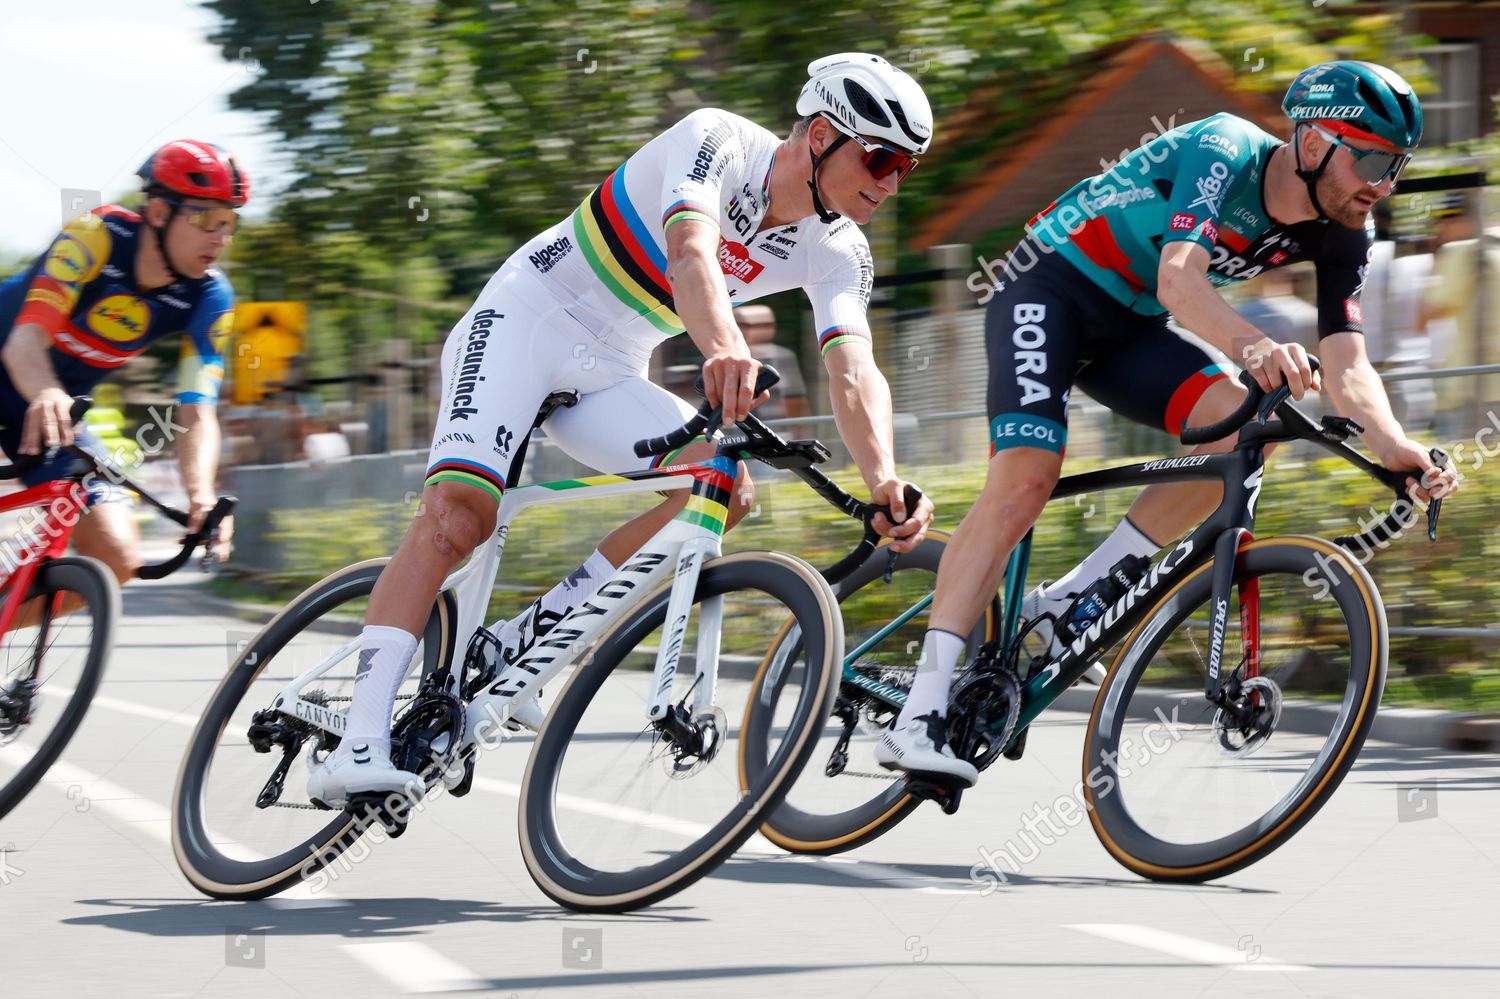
[175,403,233,555]
[1318,333,1402,452]
[823,345,931,550]
[1,323,65,394]
[1,323,78,452]
[1318,332,1451,501]
[665,219,759,422]
[824,345,897,490]
[1157,242,1316,397]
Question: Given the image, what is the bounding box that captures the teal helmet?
[1282,60,1422,151]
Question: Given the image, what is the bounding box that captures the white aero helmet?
[797,52,933,155]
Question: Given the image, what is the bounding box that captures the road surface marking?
[342,942,488,993]
[1067,924,1311,972]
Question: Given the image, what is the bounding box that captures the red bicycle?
[0,400,233,821]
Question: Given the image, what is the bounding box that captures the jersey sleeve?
[176,277,233,405]
[14,214,113,332]
[1160,117,1257,255]
[658,109,742,233]
[1313,221,1372,339]
[806,222,875,360]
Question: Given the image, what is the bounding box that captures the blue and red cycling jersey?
[0,205,232,423]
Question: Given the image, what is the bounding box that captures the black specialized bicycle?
[740,361,1447,883]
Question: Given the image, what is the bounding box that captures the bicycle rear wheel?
[742,533,998,855]
[172,559,457,899]
[1085,536,1385,881]
[0,557,117,821]
[519,551,840,912]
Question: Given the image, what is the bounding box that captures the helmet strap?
[1291,124,1338,223]
[147,198,191,286]
[806,131,849,224]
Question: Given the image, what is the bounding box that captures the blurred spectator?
[303,416,352,462]
[1235,267,1317,355]
[1423,193,1500,435]
[1362,238,1433,370]
[734,304,810,420]
[258,395,306,464]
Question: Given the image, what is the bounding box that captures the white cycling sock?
[499,548,615,649]
[1044,517,1157,600]
[338,625,420,760]
[895,629,967,727]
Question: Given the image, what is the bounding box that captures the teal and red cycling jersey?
[0,204,233,418]
[1025,112,1371,336]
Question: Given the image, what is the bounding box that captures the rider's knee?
[98,546,142,586]
[979,456,1057,524]
[423,481,495,559]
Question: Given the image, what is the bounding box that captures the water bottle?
[1063,554,1151,636]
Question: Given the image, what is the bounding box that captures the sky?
[0,0,284,259]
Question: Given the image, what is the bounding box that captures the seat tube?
[1000,529,1035,649]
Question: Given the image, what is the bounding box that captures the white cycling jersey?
[424,108,879,500]
[511,107,875,356]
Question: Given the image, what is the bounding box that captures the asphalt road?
[2,571,1497,999]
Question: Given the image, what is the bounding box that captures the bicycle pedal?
[345,791,415,837]
[446,754,478,798]
[905,775,966,815]
[1002,727,1028,761]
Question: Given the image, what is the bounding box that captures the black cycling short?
[984,249,1232,456]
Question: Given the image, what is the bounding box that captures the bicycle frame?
[0,478,90,637]
[844,446,1276,736]
[271,454,741,744]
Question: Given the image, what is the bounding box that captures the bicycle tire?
[519,550,841,912]
[172,558,457,899]
[740,531,999,855]
[0,557,118,821]
[1085,535,1385,882]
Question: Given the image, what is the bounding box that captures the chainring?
[391,689,466,788]
[946,664,1022,773]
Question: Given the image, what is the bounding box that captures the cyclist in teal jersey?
[877,61,1460,783]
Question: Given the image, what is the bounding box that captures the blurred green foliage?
[223,439,1500,709]
[204,0,1417,347]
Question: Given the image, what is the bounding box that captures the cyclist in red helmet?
[0,139,248,582]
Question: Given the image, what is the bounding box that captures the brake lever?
[1257,384,1291,425]
[1426,447,1448,542]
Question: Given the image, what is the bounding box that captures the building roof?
[915,34,1284,250]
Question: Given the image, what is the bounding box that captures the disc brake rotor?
[1213,675,1283,757]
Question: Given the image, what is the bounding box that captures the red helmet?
[137,140,251,207]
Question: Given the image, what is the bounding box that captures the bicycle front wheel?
[0,557,118,821]
[743,532,999,855]
[1085,535,1386,881]
[519,551,841,912]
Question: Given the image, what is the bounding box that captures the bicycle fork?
[1203,527,1262,708]
[646,535,721,722]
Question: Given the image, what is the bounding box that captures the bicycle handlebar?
[136,495,238,580]
[0,395,237,579]
[632,366,783,459]
[1174,356,1445,551]
[1179,359,1322,446]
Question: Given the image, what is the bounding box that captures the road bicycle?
[741,363,1448,882]
[173,368,924,912]
[0,399,234,821]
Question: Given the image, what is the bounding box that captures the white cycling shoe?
[875,711,978,787]
[307,741,423,810]
[1022,583,1107,685]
